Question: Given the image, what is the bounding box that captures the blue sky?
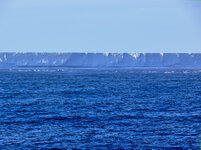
[0,0,201,53]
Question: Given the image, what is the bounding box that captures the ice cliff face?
[0,53,201,68]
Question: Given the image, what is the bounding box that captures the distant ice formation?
[0,53,201,68]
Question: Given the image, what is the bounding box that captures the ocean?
[0,69,200,149]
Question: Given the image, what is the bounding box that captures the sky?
[0,0,201,53]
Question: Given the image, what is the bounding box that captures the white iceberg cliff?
[0,53,201,68]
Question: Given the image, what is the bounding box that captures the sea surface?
[0,69,200,149]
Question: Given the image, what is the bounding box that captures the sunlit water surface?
[0,69,200,149]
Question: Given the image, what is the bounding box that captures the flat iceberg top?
[0,53,201,68]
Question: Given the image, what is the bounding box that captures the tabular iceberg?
[0,53,201,68]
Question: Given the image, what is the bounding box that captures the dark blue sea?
[0,69,200,149]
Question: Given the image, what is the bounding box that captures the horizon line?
[0,52,201,54]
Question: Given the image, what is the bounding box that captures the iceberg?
[0,52,201,68]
